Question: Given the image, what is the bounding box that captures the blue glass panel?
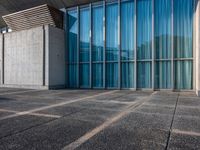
[68,64,78,88]
[137,0,152,60]
[106,3,118,61]
[92,5,103,62]
[155,0,172,59]
[67,10,78,63]
[155,61,171,89]
[122,62,134,88]
[106,63,118,88]
[174,0,193,58]
[137,62,152,88]
[175,61,193,89]
[121,0,134,60]
[80,7,90,62]
[92,63,103,88]
[80,63,90,87]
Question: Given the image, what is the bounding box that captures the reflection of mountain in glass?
[121,49,134,61]
[92,45,103,62]
[80,41,89,62]
[154,34,172,59]
[173,35,192,58]
[137,39,152,60]
[68,32,77,63]
[68,33,192,63]
[68,12,78,63]
[106,47,118,61]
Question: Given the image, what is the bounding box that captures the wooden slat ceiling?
[0,0,101,28]
[2,4,63,31]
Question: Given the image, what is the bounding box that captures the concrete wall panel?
[48,25,65,87]
[4,27,44,86]
[0,34,2,85]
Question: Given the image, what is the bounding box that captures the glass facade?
[173,0,194,89]
[106,2,119,88]
[92,4,104,88]
[154,0,172,89]
[67,9,78,88]
[137,0,152,88]
[66,0,195,90]
[121,0,134,88]
[80,7,90,88]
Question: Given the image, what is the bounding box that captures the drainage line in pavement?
[165,93,180,150]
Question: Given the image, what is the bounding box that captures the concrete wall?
[48,26,65,88]
[0,25,65,89]
[0,34,2,85]
[3,27,44,87]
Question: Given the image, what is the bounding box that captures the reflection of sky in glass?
[80,8,90,43]
[155,0,171,37]
[80,7,90,62]
[93,5,103,48]
[68,9,78,63]
[121,0,134,60]
[154,0,172,59]
[174,0,193,37]
[137,0,152,60]
[68,10,77,34]
[92,5,103,61]
[173,0,193,58]
[106,3,118,61]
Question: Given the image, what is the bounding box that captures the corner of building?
[195,0,200,96]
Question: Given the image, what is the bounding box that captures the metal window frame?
[105,0,119,89]
[65,0,195,91]
[134,0,137,90]
[77,6,80,88]
[103,1,106,88]
[64,9,68,88]
[65,7,79,87]
[152,0,155,90]
[118,0,121,89]
[91,2,104,89]
[79,6,90,88]
[171,0,174,90]
[89,3,92,88]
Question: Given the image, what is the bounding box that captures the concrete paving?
[0,88,199,150]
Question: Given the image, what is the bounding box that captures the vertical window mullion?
[77,6,80,88]
[152,0,155,90]
[65,10,68,88]
[136,0,152,89]
[103,1,106,89]
[90,4,92,88]
[193,0,195,90]
[134,0,137,89]
[118,0,121,89]
[171,0,174,90]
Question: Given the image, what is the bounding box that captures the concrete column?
[0,34,3,85]
[195,0,200,96]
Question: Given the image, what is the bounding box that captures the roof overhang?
[0,0,101,28]
[3,4,63,31]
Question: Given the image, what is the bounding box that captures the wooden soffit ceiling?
[0,0,101,28]
[3,4,63,31]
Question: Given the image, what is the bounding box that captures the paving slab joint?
[165,93,180,150]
